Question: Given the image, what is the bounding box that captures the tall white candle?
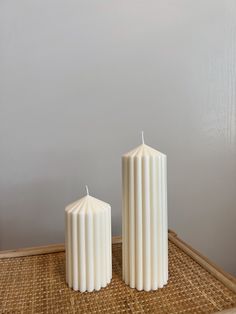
[122,133,168,291]
[65,187,112,292]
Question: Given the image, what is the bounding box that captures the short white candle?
[65,186,112,292]
[122,133,168,291]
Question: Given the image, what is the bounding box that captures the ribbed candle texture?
[122,138,168,291]
[65,189,112,292]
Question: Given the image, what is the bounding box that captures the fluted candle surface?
[65,190,112,292]
[122,139,168,291]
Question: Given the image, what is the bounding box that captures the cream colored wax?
[122,133,168,291]
[65,187,112,292]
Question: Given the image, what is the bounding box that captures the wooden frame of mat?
[1,229,235,296]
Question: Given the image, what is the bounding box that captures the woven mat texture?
[0,241,235,314]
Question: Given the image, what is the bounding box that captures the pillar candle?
[65,186,112,292]
[122,133,168,291]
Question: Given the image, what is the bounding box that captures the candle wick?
[85,185,89,196]
[141,131,145,145]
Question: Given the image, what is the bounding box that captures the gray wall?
[0,0,236,276]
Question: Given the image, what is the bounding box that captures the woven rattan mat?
[0,241,235,314]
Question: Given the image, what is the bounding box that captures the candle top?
[65,194,111,214]
[123,143,166,158]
